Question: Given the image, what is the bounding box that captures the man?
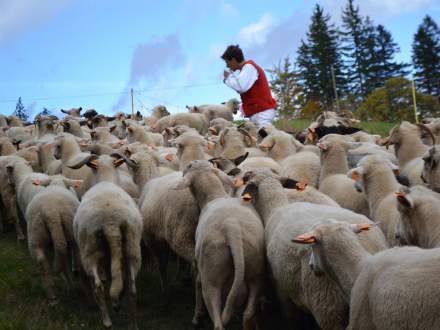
[221,44,277,128]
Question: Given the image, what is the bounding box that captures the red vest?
[240,60,277,117]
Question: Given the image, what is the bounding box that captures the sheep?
[208,118,233,135]
[240,169,387,329]
[318,135,369,216]
[34,115,58,140]
[171,132,209,171]
[35,142,62,175]
[0,137,17,156]
[143,105,170,126]
[68,153,143,329]
[139,171,200,290]
[0,155,27,241]
[258,130,321,186]
[384,121,434,185]
[60,117,90,139]
[138,131,209,289]
[395,185,440,248]
[91,127,124,146]
[152,113,209,135]
[5,158,49,220]
[187,98,239,122]
[162,125,199,147]
[258,130,299,161]
[126,123,154,146]
[217,127,257,159]
[61,107,83,117]
[52,134,93,198]
[113,150,160,196]
[347,154,402,245]
[174,160,265,330]
[294,220,440,330]
[25,175,81,305]
[0,114,8,127]
[422,118,440,144]
[421,145,440,192]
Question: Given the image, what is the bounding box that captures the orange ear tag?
[351,171,360,181]
[296,182,307,191]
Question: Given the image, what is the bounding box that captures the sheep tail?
[221,220,245,325]
[46,218,68,274]
[104,223,124,303]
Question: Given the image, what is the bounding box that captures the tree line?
[269,0,440,122]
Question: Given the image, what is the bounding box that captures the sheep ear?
[32,178,50,186]
[241,182,258,202]
[227,168,241,176]
[258,128,268,139]
[113,158,125,168]
[350,223,373,234]
[396,175,410,187]
[280,177,301,190]
[348,168,362,181]
[233,152,248,166]
[63,178,83,188]
[67,153,98,169]
[61,109,67,114]
[395,191,414,208]
[109,125,117,133]
[213,168,235,188]
[292,232,316,244]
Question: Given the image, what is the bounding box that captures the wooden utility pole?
[331,66,340,112]
[131,88,134,117]
[411,79,419,124]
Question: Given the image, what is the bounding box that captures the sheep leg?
[11,195,25,242]
[149,239,169,292]
[91,266,112,329]
[202,285,224,330]
[192,271,206,328]
[243,283,261,330]
[126,263,139,330]
[34,248,58,305]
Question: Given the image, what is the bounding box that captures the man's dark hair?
[221,45,244,62]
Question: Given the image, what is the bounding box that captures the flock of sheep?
[1,100,440,330]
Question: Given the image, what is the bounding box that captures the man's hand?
[223,70,231,81]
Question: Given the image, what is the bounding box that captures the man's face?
[225,58,240,71]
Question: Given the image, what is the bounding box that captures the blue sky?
[0,0,439,119]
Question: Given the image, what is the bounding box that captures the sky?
[0,0,439,119]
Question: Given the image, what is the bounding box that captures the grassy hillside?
[0,232,243,330]
[274,119,395,137]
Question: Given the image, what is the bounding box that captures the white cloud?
[0,0,72,43]
[237,13,274,48]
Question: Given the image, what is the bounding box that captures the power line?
[0,81,223,105]
[0,91,126,104]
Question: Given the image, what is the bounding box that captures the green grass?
[0,232,244,330]
[273,119,395,136]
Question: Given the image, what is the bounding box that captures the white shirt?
[224,63,258,94]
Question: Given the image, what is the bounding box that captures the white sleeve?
[224,64,258,94]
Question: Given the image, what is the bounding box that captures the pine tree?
[412,15,440,97]
[296,5,346,109]
[363,21,408,94]
[341,0,367,96]
[12,97,29,121]
[268,56,302,119]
